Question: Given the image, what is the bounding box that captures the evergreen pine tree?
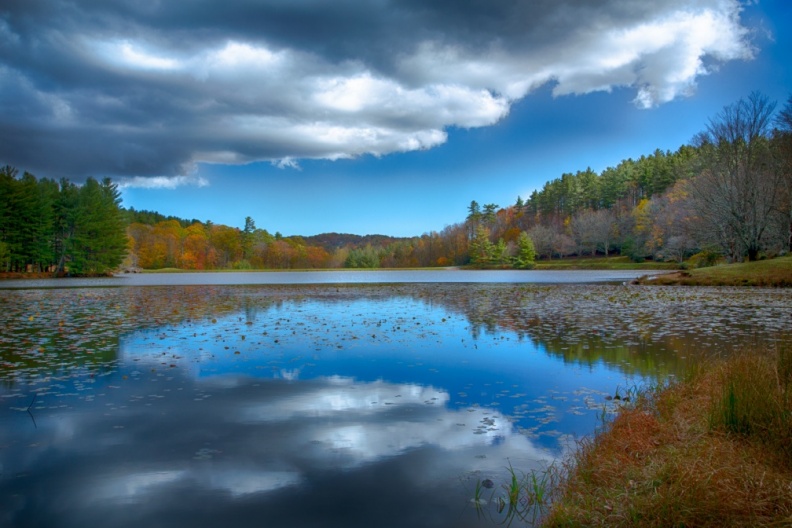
[514,231,537,269]
[68,178,128,275]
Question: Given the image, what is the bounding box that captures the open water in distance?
[1,277,790,527]
[0,268,666,289]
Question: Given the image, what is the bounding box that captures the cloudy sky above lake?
[1,0,789,236]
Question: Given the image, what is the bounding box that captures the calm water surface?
[0,268,665,289]
[1,277,790,527]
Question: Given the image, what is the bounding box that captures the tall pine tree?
[67,178,128,275]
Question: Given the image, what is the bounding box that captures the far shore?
[2,255,789,287]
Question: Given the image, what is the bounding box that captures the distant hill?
[302,232,410,251]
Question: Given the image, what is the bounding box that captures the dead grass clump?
[544,351,792,527]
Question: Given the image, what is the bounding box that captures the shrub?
[687,249,722,269]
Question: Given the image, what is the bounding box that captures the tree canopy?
[0,169,127,275]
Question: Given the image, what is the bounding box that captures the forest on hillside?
[2,92,790,275]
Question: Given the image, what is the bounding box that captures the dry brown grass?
[543,351,792,527]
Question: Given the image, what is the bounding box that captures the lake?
[1,272,790,527]
[0,268,666,288]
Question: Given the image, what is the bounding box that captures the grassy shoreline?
[634,255,792,287]
[534,255,678,271]
[542,349,792,527]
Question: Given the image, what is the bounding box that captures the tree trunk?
[788,219,792,253]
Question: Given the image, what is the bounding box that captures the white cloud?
[400,2,752,109]
[236,377,552,469]
[0,0,756,181]
[273,157,301,170]
[118,173,209,189]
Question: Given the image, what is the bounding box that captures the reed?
[472,462,558,526]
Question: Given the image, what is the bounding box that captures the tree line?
[0,168,127,275]
[513,91,791,264]
[2,91,790,274]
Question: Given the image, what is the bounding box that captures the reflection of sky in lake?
[10,282,789,528]
[119,297,639,447]
[1,371,557,528]
[6,284,792,528]
[0,293,639,528]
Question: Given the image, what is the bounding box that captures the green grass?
[141,267,186,273]
[637,255,792,287]
[542,348,792,527]
[534,256,679,271]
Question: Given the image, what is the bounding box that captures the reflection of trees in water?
[404,284,792,379]
[3,283,790,385]
[532,336,689,378]
[0,287,268,384]
[1,285,384,383]
[243,297,259,324]
[409,285,687,377]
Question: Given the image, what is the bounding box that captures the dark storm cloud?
[0,0,753,186]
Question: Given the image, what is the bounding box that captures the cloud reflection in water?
[1,368,553,528]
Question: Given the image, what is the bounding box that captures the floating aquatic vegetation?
[1,283,791,527]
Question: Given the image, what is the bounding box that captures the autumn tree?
[210,224,243,268]
[439,223,469,265]
[690,92,785,261]
[647,180,700,262]
[527,224,557,260]
[305,245,331,268]
[127,223,156,268]
[775,94,792,252]
[151,220,183,268]
[570,210,600,256]
[182,223,211,269]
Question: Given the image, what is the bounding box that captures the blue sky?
[1,1,790,237]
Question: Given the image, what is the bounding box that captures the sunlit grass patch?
[534,256,678,271]
[639,255,792,287]
[544,348,792,527]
